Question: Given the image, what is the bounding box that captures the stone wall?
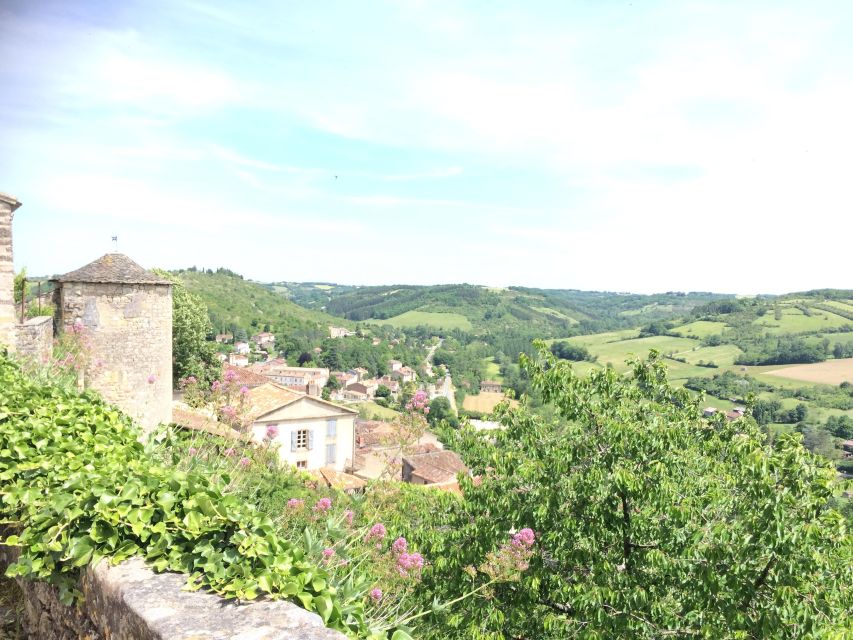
[0,193,22,352]
[14,315,53,365]
[0,539,345,640]
[56,281,172,432]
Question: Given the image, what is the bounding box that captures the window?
[326,418,337,438]
[296,460,307,469]
[326,444,337,465]
[296,429,308,448]
[292,429,313,451]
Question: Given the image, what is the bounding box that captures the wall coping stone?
[87,557,347,640]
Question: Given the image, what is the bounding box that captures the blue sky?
[1,0,851,293]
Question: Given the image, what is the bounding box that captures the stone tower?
[0,192,22,352]
[53,254,172,432]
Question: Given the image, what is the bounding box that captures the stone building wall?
[0,193,22,352]
[14,316,53,365]
[56,281,172,432]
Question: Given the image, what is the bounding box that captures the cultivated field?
[368,311,473,331]
[463,392,518,414]
[763,358,853,386]
[753,306,851,334]
[482,357,503,381]
[669,320,728,338]
[674,344,743,367]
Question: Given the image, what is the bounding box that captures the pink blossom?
[344,509,354,526]
[239,456,251,467]
[147,373,157,384]
[365,523,387,542]
[265,424,279,439]
[322,548,335,560]
[240,385,250,395]
[224,369,237,382]
[424,407,430,414]
[186,375,197,385]
[287,498,304,509]
[211,380,221,391]
[314,497,332,513]
[392,537,408,555]
[220,405,237,420]
[511,528,536,548]
[188,447,198,456]
[397,552,425,576]
[369,588,382,602]
[223,447,236,457]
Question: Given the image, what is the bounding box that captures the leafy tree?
[426,396,457,427]
[549,341,593,362]
[375,384,392,399]
[421,346,851,638]
[153,271,219,387]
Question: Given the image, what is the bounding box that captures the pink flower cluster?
[224,369,237,383]
[287,498,304,509]
[322,548,335,561]
[223,447,236,457]
[314,497,333,513]
[239,456,251,467]
[369,588,383,602]
[220,405,237,420]
[344,509,354,526]
[265,424,279,439]
[405,390,429,413]
[391,536,408,554]
[397,552,424,576]
[365,523,386,542]
[512,528,536,548]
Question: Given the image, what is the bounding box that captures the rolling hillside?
[172,269,352,338]
[291,283,730,337]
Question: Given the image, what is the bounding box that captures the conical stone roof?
[53,253,172,285]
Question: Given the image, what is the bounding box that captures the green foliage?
[426,397,456,428]
[421,346,851,638]
[155,271,220,387]
[0,357,370,636]
[549,340,594,362]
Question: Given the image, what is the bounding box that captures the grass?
[673,344,743,367]
[368,311,473,331]
[752,305,852,334]
[483,357,503,382]
[561,329,641,348]
[669,320,728,338]
[820,300,853,314]
[359,401,401,421]
[582,335,701,371]
[532,306,579,324]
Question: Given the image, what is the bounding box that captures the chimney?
[0,192,22,352]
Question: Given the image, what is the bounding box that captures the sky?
[1,0,851,294]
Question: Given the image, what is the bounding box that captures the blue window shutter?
[308,430,314,450]
[326,444,336,465]
[290,431,297,452]
[327,419,337,437]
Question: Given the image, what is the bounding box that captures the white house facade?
[248,384,357,472]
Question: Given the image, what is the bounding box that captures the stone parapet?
[0,192,22,352]
[0,541,346,640]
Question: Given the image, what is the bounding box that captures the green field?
[669,320,728,338]
[753,305,851,334]
[368,311,473,331]
[673,344,743,367]
[359,402,401,421]
[581,335,700,371]
[820,300,853,314]
[532,306,579,323]
[562,329,640,348]
[483,357,503,381]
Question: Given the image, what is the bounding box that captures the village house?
[371,338,381,346]
[402,449,468,491]
[351,367,369,381]
[228,352,249,367]
[215,332,233,344]
[333,371,358,388]
[345,382,373,399]
[329,326,355,339]
[391,365,416,383]
[252,363,330,391]
[378,376,401,394]
[481,380,502,393]
[233,341,251,355]
[338,385,369,403]
[245,382,358,472]
[251,331,276,347]
[388,359,402,372]
[352,420,445,480]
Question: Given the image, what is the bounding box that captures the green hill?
[306,283,729,337]
[172,268,352,339]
